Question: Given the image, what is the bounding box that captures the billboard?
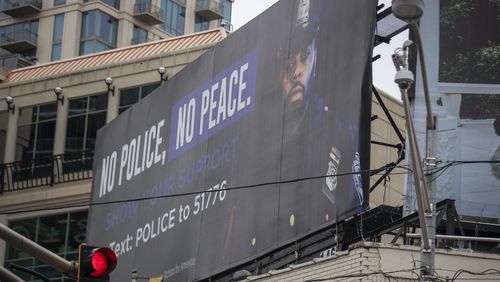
[87,0,376,280]
[405,0,500,218]
[439,0,500,217]
[439,0,500,84]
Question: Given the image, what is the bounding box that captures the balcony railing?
[0,30,38,53]
[173,0,186,6]
[0,151,94,193]
[195,0,224,21]
[134,1,165,25]
[0,53,35,70]
[2,0,42,17]
[131,35,149,45]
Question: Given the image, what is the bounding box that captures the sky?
[231,0,407,99]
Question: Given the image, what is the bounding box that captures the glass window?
[16,103,57,161]
[66,94,108,154]
[83,0,120,9]
[54,0,66,5]
[160,0,185,36]
[218,0,232,31]
[0,111,7,162]
[51,14,64,61]
[132,25,148,45]
[80,10,117,55]
[0,0,9,20]
[195,15,209,32]
[4,211,87,282]
[119,83,160,113]
[0,20,39,47]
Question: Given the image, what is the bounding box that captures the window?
[51,14,64,61]
[195,15,209,32]
[0,20,39,55]
[218,0,232,31]
[160,0,185,36]
[54,0,66,5]
[119,83,160,113]
[0,0,9,20]
[16,103,57,161]
[83,0,120,9]
[0,111,7,162]
[4,211,87,282]
[132,25,148,45]
[80,10,118,55]
[65,94,108,154]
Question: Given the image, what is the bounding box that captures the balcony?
[0,151,94,193]
[131,35,148,45]
[173,0,186,6]
[0,53,35,70]
[133,1,165,25]
[0,30,38,53]
[195,0,224,21]
[1,0,42,17]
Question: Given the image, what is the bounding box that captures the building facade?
[0,30,406,279]
[240,242,500,282]
[0,28,227,281]
[0,0,233,70]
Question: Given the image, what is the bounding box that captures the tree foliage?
[439,0,500,84]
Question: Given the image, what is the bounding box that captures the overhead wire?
[0,160,497,215]
[1,163,412,215]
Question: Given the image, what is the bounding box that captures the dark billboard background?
[87,0,376,281]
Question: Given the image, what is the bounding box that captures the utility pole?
[0,223,78,279]
[392,1,436,280]
[0,266,24,282]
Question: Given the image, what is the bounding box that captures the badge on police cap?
[296,0,310,27]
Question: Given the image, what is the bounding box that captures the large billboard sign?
[87,0,376,280]
[439,0,500,85]
[405,0,500,218]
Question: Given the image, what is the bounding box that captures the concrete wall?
[370,89,406,209]
[244,242,500,282]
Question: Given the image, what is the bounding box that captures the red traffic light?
[78,244,117,281]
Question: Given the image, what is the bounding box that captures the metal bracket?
[424,157,439,167]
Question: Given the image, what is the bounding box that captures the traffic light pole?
[0,265,24,282]
[0,223,78,278]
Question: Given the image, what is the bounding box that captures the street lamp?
[392,1,437,281]
[392,0,424,23]
[158,67,168,82]
[4,96,15,115]
[105,77,115,96]
[54,87,64,105]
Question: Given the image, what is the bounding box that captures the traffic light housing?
[77,244,117,281]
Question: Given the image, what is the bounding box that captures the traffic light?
[77,244,117,281]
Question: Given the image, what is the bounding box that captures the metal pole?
[0,223,77,277]
[0,266,24,282]
[411,20,437,282]
[132,269,138,282]
[406,233,500,243]
[400,88,431,251]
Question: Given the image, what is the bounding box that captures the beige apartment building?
[0,0,233,69]
[0,28,228,281]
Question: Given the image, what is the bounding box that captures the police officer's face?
[282,40,316,110]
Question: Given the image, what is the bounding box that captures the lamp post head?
[105,77,113,86]
[392,0,424,23]
[5,95,15,114]
[158,67,168,82]
[54,87,64,105]
[54,87,62,96]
